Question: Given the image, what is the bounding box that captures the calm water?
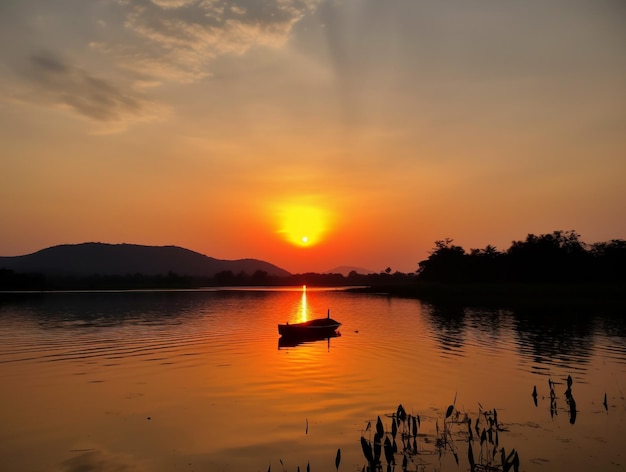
[1,288,625,472]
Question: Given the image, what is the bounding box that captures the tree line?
[416,230,625,284]
[1,230,624,291]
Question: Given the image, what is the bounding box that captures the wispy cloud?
[108,0,321,83]
[0,0,321,128]
[11,50,161,131]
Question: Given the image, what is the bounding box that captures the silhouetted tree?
[214,270,235,285]
[467,245,505,282]
[418,239,468,282]
[0,269,46,290]
[251,270,268,284]
[414,230,626,286]
[234,271,248,284]
[506,230,590,282]
[589,239,626,281]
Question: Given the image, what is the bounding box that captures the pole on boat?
[327,309,330,319]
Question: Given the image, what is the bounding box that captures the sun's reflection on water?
[298,285,307,323]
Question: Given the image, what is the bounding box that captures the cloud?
[11,49,161,129]
[108,0,322,83]
[0,0,321,128]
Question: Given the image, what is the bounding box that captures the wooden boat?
[278,310,341,338]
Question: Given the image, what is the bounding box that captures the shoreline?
[347,281,626,311]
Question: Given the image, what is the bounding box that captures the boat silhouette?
[278,309,341,338]
[277,309,341,348]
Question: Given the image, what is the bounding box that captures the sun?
[276,204,330,247]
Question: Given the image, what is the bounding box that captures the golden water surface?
[1,288,625,471]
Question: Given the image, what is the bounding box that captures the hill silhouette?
[0,243,290,278]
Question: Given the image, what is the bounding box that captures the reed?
[267,396,520,471]
[358,397,518,472]
[533,374,579,424]
[268,376,617,471]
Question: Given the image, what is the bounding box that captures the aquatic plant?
[268,395,523,471]
[267,377,621,471]
[358,398,519,472]
[533,374,578,424]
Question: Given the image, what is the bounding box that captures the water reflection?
[0,290,273,328]
[0,289,625,472]
[422,303,466,358]
[513,307,595,374]
[278,332,340,349]
[299,285,308,323]
[420,301,608,374]
[285,285,324,324]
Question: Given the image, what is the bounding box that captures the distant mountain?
[0,243,291,278]
[327,266,376,276]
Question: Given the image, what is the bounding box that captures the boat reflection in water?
[278,330,341,349]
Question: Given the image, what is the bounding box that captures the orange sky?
[1,1,625,273]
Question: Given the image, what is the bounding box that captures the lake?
[1,287,625,472]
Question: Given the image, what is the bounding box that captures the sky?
[1,0,625,274]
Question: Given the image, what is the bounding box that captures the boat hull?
[278,318,341,337]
